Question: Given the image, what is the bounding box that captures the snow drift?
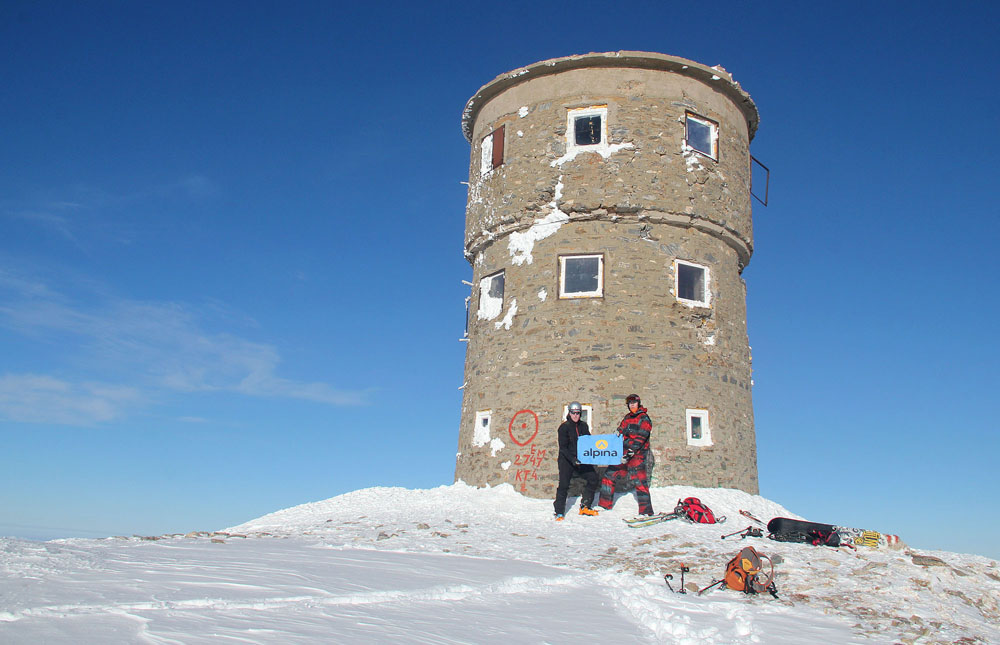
[1,483,997,643]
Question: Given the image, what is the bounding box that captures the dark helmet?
[568,401,582,413]
[626,393,641,407]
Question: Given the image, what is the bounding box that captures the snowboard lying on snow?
[767,517,900,548]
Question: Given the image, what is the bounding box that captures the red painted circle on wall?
[508,410,539,446]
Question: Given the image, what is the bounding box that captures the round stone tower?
[456,51,760,497]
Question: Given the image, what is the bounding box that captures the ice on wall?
[682,143,705,172]
[468,174,484,207]
[480,132,494,178]
[489,437,504,456]
[477,276,502,320]
[551,140,634,167]
[508,211,569,265]
[472,420,490,448]
[494,299,517,330]
[508,179,568,266]
[538,288,547,301]
[518,106,529,118]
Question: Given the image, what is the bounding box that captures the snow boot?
[554,513,565,521]
[578,507,599,516]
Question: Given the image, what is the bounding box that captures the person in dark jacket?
[553,401,599,520]
[598,393,655,516]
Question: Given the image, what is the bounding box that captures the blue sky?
[2,1,998,559]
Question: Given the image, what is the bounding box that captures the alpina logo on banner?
[577,434,623,465]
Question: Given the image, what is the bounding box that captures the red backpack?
[675,497,726,524]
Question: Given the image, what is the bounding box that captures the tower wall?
[457,52,760,496]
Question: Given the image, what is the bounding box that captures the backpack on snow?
[697,546,779,598]
[675,497,726,524]
[723,546,778,598]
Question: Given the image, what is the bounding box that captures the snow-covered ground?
[2,484,997,643]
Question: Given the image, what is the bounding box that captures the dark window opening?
[563,256,601,295]
[677,263,706,302]
[690,416,702,440]
[487,271,504,299]
[491,125,505,170]
[685,112,718,159]
[478,270,505,318]
[574,115,602,146]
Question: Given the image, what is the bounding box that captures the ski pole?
[678,564,689,594]
[721,525,753,540]
[697,579,725,596]
[722,526,763,540]
[663,573,675,593]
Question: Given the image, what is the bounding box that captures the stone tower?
[456,51,760,497]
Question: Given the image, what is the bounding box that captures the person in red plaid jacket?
[597,393,654,516]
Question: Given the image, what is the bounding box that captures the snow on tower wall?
[456,52,760,497]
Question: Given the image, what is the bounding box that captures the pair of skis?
[621,510,682,528]
[624,507,761,529]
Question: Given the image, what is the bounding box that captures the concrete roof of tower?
[461,51,759,143]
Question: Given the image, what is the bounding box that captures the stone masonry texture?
[456,52,760,500]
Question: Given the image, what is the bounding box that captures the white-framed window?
[480,125,505,177]
[566,106,607,153]
[562,403,594,428]
[559,254,603,298]
[477,270,505,319]
[674,259,710,307]
[685,112,718,160]
[473,410,492,447]
[686,409,712,447]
